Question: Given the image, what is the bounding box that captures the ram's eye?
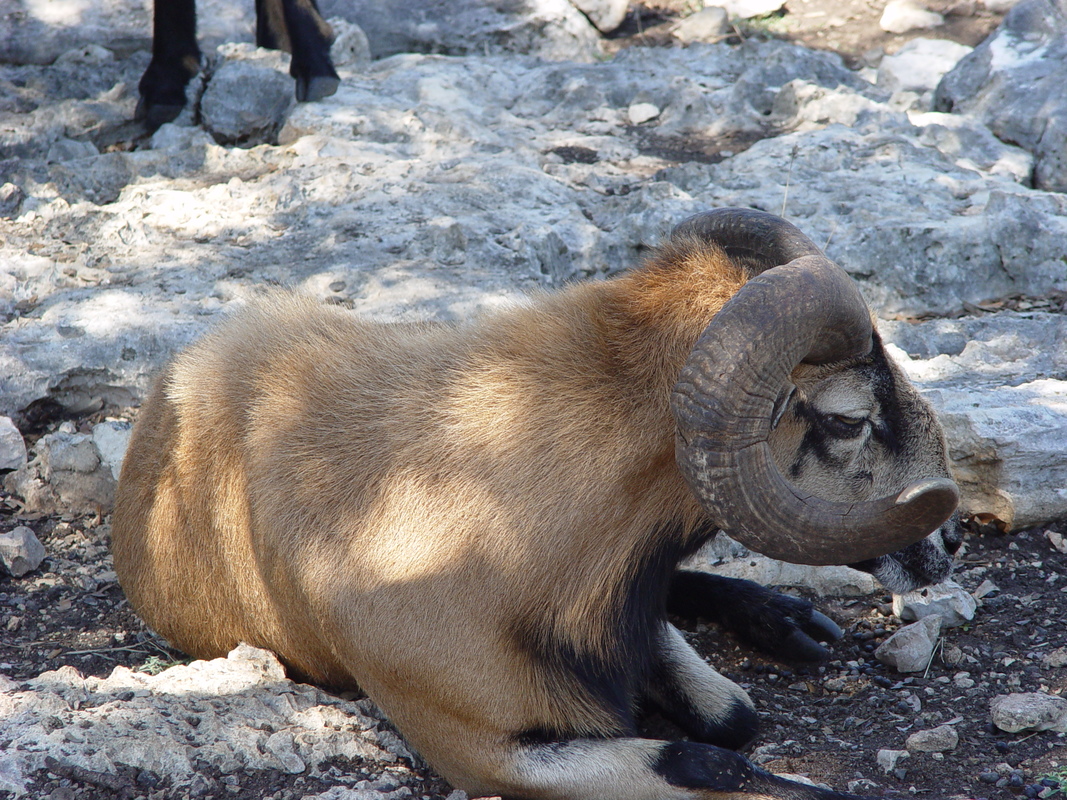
[824,414,867,436]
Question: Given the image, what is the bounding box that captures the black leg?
[137,0,201,127]
[668,571,842,662]
[279,0,340,101]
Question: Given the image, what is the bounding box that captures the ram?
[137,0,339,127]
[112,208,961,800]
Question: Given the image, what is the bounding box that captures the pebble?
[0,527,47,577]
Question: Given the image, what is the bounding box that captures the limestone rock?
[674,8,731,44]
[316,0,602,61]
[0,645,404,791]
[892,580,977,628]
[200,44,296,145]
[709,0,787,18]
[936,0,1067,191]
[990,692,1067,733]
[0,417,26,471]
[0,526,46,577]
[877,38,972,109]
[880,0,945,33]
[874,615,942,673]
[569,0,630,32]
[905,724,959,752]
[877,749,910,773]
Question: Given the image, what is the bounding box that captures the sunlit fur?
[112,236,956,800]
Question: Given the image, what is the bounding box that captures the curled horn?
[670,209,959,565]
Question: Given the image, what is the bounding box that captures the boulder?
[935,0,1067,192]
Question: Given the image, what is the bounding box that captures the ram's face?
[769,334,963,592]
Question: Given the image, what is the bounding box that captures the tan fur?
[113,235,946,799]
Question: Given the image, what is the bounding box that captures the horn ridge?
[672,208,824,276]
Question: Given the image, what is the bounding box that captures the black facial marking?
[860,333,904,455]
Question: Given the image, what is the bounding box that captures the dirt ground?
[5,1,1066,799]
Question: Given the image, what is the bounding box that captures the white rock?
[990,692,1067,733]
[0,417,26,471]
[0,645,400,787]
[201,45,296,144]
[687,545,877,597]
[569,0,630,32]
[905,724,959,752]
[0,526,46,577]
[328,18,372,67]
[878,38,972,96]
[879,0,944,33]
[874,615,942,673]
[1046,530,1067,555]
[91,421,132,481]
[627,102,661,125]
[673,8,730,43]
[877,749,910,773]
[892,580,977,627]
[708,0,786,19]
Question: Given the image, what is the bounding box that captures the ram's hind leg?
[646,623,757,750]
[256,0,340,102]
[508,737,869,800]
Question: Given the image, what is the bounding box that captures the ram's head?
[670,209,961,593]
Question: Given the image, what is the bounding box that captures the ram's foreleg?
[256,0,340,101]
[644,623,757,750]
[137,0,201,126]
[668,572,842,663]
[507,736,869,800]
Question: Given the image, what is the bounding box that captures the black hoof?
[295,75,341,103]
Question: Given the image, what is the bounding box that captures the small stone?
[0,526,46,577]
[877,749,910,773]
[879,0,944,33]
[708,0,786,19]
[0,417,27,471]
[1041,647,1067,668]
[1046,530,1067,555]
[991,692,1067,733]
[893,580,976,628]
[0,183,24,218]
[627,102,661,125]
[874,615,941,673]
[673,7,730,44]
[905,724,959,753]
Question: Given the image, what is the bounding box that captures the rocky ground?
[3,0,1067,798]
[2,495,1066,800]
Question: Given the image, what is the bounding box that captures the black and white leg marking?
[646,623,758,750]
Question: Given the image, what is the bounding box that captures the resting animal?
[112,208,961,800]
[137,0,340,127]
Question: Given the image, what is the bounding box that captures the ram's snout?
[669,209,960,566]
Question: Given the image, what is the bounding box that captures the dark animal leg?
[644,624,758,750]
[668,571,842,663]
[137,0,202,127]
[257,0,340,102]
